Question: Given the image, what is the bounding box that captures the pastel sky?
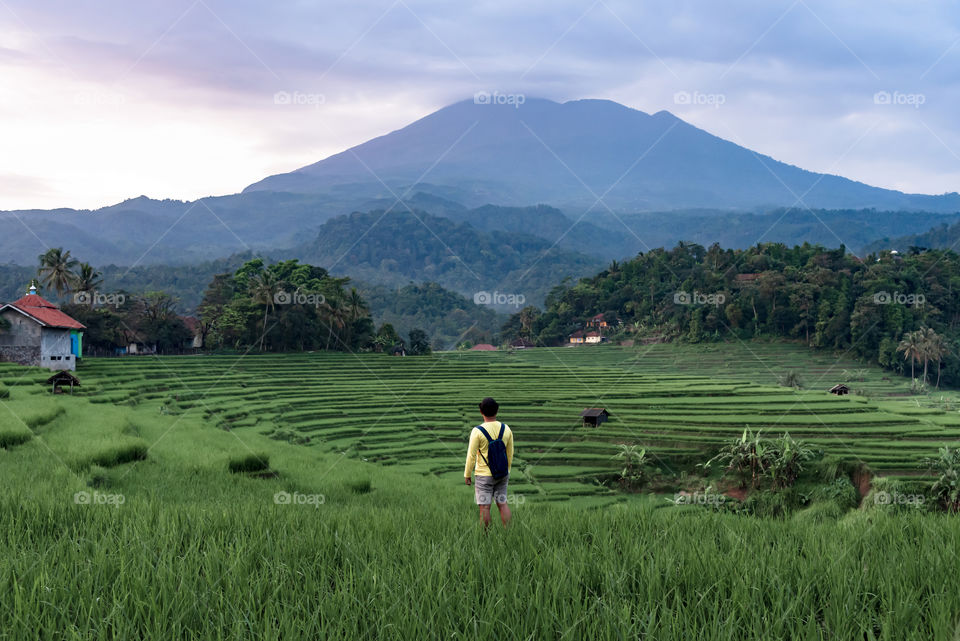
[1,0,958,210]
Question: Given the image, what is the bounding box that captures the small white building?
[0,286,86,371]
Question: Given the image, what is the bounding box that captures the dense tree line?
[197,258,431,354]
[505,242,960,386]
[197,258,370,352]
[0,253,257,312]
[26,248,192,354]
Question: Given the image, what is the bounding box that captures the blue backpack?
[476,423,509,479]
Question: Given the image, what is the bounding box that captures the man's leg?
[493,475,511,526]
[475,476,493,527]
[495,501,511,526]
[478,504,492,527]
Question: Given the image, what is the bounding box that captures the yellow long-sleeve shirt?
[464,421,514,478]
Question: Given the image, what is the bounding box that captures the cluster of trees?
[505,242,960,386]
[197,259,431,354]
[897,328,950,389]
[29,248,193,354]
[2,249,438,356]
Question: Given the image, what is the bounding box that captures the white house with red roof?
[0,285,86,370]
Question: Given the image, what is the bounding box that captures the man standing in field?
[464,397,515,528]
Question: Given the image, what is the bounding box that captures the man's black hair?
[479,397,499,417]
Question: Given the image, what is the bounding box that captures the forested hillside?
[508,242,960,385]
[293,209,604,305]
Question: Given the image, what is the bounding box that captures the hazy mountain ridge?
[2,97,958,275]
[247,98,960,213]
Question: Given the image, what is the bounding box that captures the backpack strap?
[497,423,505,440]
[476,425,494,442]
[474,425,491,469]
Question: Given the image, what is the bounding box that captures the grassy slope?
[2,345,960,638]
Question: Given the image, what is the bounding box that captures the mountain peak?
[243,98,960,213]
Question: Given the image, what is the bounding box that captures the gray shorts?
[474,474,509,505]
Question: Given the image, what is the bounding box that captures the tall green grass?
[2,346,960,638]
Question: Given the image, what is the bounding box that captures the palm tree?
[322,295,347,350]
[248,271,282,351]
[924,328,949,389]
[37,248,78,298]
[519,306,539,339]
[346,288,367,321]
[343,288,367,347]
[72,262,103,305]
[897,330,923,382]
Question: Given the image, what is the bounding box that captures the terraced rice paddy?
[41,342,960,502]
[5,343,960,639]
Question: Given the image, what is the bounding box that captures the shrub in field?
[23,405,65,429]
[613,445,649,490]
[346,478,372,494]
[738,487,805,517]
[228,453,270,474]
[926,447,960,512]
[86,464,110,488]
[76,442,148,469]
[266,428,311,446]
[792,498,846,523]
[810,477,859,511]
[705,429,815,490]
[777,371,804,389]
[0,426,32,448]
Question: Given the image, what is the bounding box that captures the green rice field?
[3,342,960,639]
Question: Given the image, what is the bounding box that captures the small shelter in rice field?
[47,370,80,394]
[828,383,850,396]
[580,407,610,427]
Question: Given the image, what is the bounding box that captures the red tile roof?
[2,294,86,330]
[469,343,497,351]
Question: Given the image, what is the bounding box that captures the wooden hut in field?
[828,384,850,396]
[47,370,80,395]
[580,407,610,427]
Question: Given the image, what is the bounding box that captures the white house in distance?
[0,286,86,371]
